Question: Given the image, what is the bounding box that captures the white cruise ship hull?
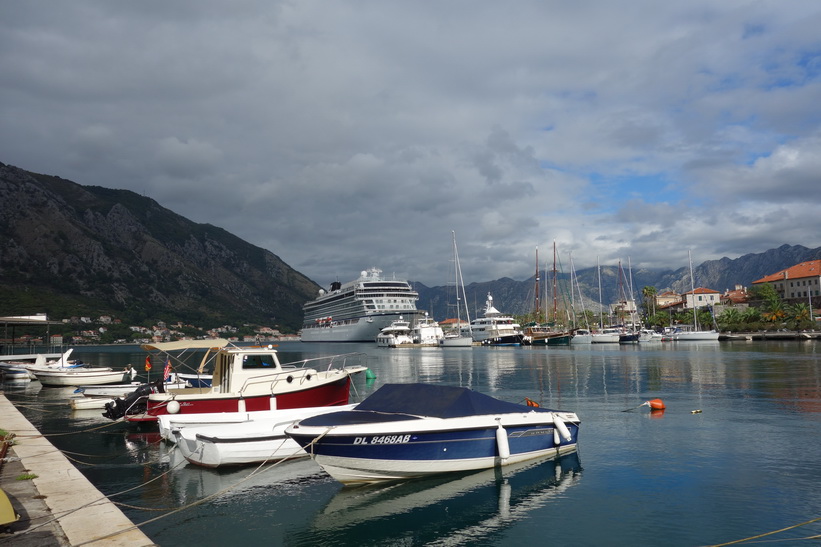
[301,313,421,343]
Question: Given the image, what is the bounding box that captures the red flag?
[144,355,152,371]
[163,358,171,381]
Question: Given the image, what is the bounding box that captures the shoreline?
[0,394,154,546]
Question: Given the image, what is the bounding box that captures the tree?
[642,286,658,317]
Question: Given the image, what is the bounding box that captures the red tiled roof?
[682,287,719,295]
[753,260,821,284]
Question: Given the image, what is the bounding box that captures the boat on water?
[105,340,368,423]
[173,404,358,467]
[674,250,720,341]
[177,372,212,387]
[465,294,530,346]
[591,327,621,343]
[285,383,580,484]
[75,371,189,397]
[0,349,80,379]
[301,267,424,343]
[33,363,130,387]
[412,313,444,346]
[440,231,474,348]
[570,328,593,344]
[639,328,663,342]
[524,324,572,346]
[376,318,414,347]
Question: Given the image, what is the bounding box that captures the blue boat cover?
[295,384,560,428]
[361,383,554,418]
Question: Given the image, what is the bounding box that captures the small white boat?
[591,328,621,343]
[174,404,357,467]
[76,372,188,398]
[639,329,663,342]
[376,318,414,347]
[439,231,474,348]
[33,366,128,387]
[176,372,213,388]
[69,397,115,410]
[0,349,80,379]
[286,383,580,484]
[570,328,593,344]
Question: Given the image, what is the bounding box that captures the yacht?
[464,293,529,346]
[301,268,423,342]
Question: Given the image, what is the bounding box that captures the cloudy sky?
[2,2,820,287]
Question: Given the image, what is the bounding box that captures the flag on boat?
[163,358,171,380]
[525,397,540,407]
[144,355,152,371]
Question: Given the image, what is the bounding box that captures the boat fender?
[553,414,572,443]
[167,400,180,414]
[495,420,510,461]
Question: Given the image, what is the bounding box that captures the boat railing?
[235,353,368,394]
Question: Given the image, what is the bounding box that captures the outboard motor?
[102,382,156,420]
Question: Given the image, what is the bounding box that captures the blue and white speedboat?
[285,383,580,484]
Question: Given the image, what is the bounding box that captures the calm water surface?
[4,341,821,546]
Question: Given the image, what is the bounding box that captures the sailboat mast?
[688,249,699,331]
[597,256,604,329]
[552,240,558,323]
[534,246,540,322]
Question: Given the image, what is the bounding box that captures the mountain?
[414,244,821,320]
[0,162,319,331]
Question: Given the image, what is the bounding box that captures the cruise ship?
[301,268,424,342]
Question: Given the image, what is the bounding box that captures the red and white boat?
[113,340,368,423]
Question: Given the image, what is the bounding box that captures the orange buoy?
[646,398,666,410]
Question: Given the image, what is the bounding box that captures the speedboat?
[285,383,580,484]
[76,372,188,398]
[411,313,444,346]
[105,340,368,422]
[173,404,357,467]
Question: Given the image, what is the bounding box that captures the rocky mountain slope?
[0,162,319,331]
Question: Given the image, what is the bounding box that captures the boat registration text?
[353,435,411,445]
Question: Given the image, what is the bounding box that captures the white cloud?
[2,1,821,286]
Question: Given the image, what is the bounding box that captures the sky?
[2,1,821,288]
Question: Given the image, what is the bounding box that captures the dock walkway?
[0,393,154,546]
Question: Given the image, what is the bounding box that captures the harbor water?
[4,340,821,546]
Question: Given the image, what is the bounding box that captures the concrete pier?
[0,394,155,546]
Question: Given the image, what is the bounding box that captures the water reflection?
[287,452,582,546]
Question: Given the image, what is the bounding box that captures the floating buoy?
[646,398,666,410]
[495,421,510,461]
[691,409,702,414]
[553,414,572,443]
[365,368,377,380]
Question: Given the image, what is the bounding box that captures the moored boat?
[106,340,367,422]
[33,365,130,387]
[412,313,444,346]
[376,318,414,347]
[173,404,358,467]
[285,383,580,484]
[466,294,529,346]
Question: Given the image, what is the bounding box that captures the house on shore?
[752,260,821,301]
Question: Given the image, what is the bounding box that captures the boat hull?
[302,312,422,343]
[287,412,580,484]
[130,374,355,422]
[34,369,125,387]
[174,405,357,467]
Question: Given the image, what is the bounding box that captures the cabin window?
[242,354,277,369]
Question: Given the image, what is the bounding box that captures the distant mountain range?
[414,243,821,320]
[2,161,819,330]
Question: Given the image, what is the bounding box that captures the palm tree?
[786,302,811,330]
[642,286,657,317]
[718,308,742,331]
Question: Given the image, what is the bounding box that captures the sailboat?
[440,231,474,347]
[569,252,592,344]
[591,258,619,343]
[675,250,720,341]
